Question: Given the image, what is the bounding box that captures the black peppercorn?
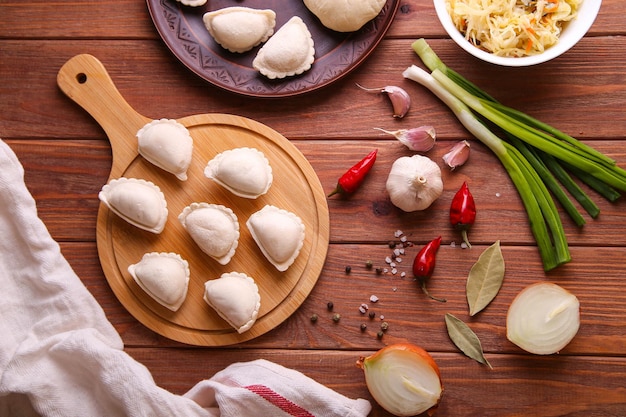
[327,301,334,311]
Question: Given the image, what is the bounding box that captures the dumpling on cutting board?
[98,177,168,234]
[203,272,261,334]
[136,119,193,181]
[247,205,305,272]
[128,252,190,312]
[178,203,240,265]
[303,0,386,32]
[252,16,315,79]
[204,147,273,199]
[203,7,276,53]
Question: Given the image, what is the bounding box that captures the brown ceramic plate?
[146,0,400,97]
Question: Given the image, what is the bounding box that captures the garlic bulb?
[386,155,443,211]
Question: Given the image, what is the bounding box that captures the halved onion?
[506,282,580,355]
[356,343,443,416]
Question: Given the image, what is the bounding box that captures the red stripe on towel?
[245,384,315,417]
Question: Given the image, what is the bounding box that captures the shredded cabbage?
[446,0,582,57]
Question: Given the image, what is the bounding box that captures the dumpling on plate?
[175,0,207,7]
[136,119,193,181]
[203,272,261,334]
[247,205,305,272]
[252,16,315,79]
[128,252,190,312]
[98,177,168,234]
[204,147,272,199]
[303,0,386,32]
[203,7,276,53]
[178,203,239,265]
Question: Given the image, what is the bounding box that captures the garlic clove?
[442,140,471,170]
[383,86,411,118]
[356,343,443,417]
[386,155,443,212]
[357,83,411,118]
[375,126,436,152]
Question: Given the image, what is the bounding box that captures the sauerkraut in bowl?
[434,0,602,66]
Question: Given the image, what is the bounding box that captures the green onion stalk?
[404,39,626,271]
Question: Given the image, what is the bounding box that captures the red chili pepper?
[450,182,476,248]
[412,236,446,302]
[328,149,378,197]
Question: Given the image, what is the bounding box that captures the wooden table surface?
[2,1,625,416]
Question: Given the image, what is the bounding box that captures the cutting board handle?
[57,54,150,177]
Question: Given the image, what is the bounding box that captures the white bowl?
[433,0,602,66]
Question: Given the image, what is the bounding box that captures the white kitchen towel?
[0,139,371,417]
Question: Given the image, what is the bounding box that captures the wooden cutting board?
[57,54,329,346]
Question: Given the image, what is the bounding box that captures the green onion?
[404,39,624,271]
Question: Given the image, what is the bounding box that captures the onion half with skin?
[356,343,443,416]
[506,282,580,355]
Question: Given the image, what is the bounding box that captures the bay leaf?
[466,240,505,316]
[444,313,492,369]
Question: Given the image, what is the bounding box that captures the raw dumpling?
[98,177,168,234]
[204,147,273,199]
[252,16,315,79]
[128,252,190,312]
[303,0,386,32]
[175,0,207,7]
[247,205,305,272]
[136,119,193,181]
[178,203,239,265]
[203,272,261,334]
[203,7,276,53]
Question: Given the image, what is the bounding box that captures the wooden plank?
[126,348,626,417]
[1,0,623,39]
[9,139,626,246]
[0,0,156,39]
[2,38,626,141]
[60,242,626,356]
[6,140,110,242]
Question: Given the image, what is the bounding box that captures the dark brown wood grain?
[2,0,626,416]
[2,37,626,140]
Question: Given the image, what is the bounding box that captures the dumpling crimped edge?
[203,271,261,334]
[98,177,168,234]
[178,202,240,265]
[128,252,190,312]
